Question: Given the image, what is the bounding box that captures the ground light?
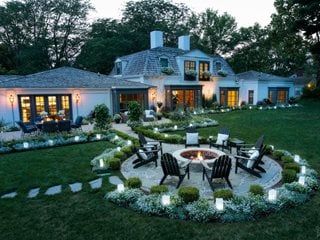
[215,198,224,211]
[117,184,125,193]
[268,189,277,201]
[161,195,170,206]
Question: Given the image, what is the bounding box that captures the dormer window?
[116,61,122,75]
[216,62,222,72]
[159,57,169,68]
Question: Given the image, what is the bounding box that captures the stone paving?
[69,183,82,193]
[27,188,40,198]
[45,185,62,196]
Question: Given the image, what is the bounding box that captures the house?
[110,31,295,109]
[290,71,316,97]
[0,67,150,124]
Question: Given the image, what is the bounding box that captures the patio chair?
[209,128,230,151]
[143,110,156,122]
[120,112,128,123]
[132,147,159,169]
[237,135,265,156]
[42,121,57,133]
[57,120,71,132]
[16,121,38,136]
[201,154,232,191]
[185,127,200,148]
[71,116,83,130]
[138,133,162,155]
[234,145,267,178]
[160,153,191,188]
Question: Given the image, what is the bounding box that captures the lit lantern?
[127,140,132,146]
[161,195,170,206]
[268,189,277,201]
[274,106,277,110]
[215,198,224,211]
[48,140,54,146]
[164,134,168,138]
[298,176,305,186]
[259,106,263,110]
[209,136,213,140]
[74,136,80,142]
[116,147,121,152]
[294,155,300,163]
[174,125,178,130]
[117,184,125,193]
[301,166,306,175]
[269,145,274,151]
[249,106,252,110]
[221,109,225,113]
[189,123,193,127]
[114,135,119,140]
[96,134,101,140]
[23,142,29,149]
[99,159,104,168]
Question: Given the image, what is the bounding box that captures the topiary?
[178,186,200,203]
[128,101,143,122]
[126,177,142,189]
[265,145,274,155]
[150,185,168,194]
[281,155,294,164]
[94,104,111,130]
[273,150,285,160]
[108,158,121,170]
[213,189,234,200]
[121,146,133,155]
[282,169,297,183]
[114,151,126,160]
[249,184,264,196]
[284,162,300,173]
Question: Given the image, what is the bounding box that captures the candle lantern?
[161,195,171,206]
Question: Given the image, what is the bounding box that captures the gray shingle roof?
[237,71,291,82]
[0,67,150,89]
[0,75,20,83]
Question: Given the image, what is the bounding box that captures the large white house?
[0,30,295,124]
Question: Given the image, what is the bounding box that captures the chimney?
[178,35,190,51]
[150,31,163,49]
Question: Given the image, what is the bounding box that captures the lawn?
[0,100,320,240]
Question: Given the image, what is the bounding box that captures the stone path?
[45,185,62,196]
[1,191,17,199]
[109,176,123,185]
[89,178,102,189]
[28,188,40,198]
[69,183,82,193]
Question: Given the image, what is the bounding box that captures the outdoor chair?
[237,135,265,156]
[138,133,162,155]
[201,154,232,191]
[120,112,128,123]
[234,145,267,178]
[71,116,83,130]
[143,110,156,122]
[42,121,57,133]
[160,153,191,188]
[16,121,38,136]
[132,147,159,169]
[209,128,230,151]
[185,127,200,148]
[57,120,71,132]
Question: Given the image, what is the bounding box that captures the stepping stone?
[27,188,40,198]
[89,178,102,189]
[45,185,62,196]
[69,183,82,193]
[109,176,123,186]
[1,191,17,199]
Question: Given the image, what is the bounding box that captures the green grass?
[1,100,320,240]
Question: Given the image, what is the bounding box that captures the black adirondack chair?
[71,116,83,130]
[138,133,162,155]
[185,127,200,148]
[160,153,191,188]
[132,147,159,169]
[16,121,38,136]
[57,120,71,132]
[201,154,232,191]
[209,128,230,151]
[234,145,267,178]
[237,135,265,163]
[42,121,57,133]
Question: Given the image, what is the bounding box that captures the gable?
[180,49,211,59]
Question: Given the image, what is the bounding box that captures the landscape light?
[301,166,306,175]
[99,159,104,168]
[117,184,125,193]
[294,155,300,163]
[96,134,101,140]
[215,198,224,211]
[23,142,29,149]
[48,140,54,146]
[161,195,170,206]
[74,136,80,142]
[268,189,277,202]
[298,176,305,186]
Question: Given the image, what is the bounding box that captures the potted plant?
[156,112,162,120]
[113,114,122,124]
[161,67,174,75]
[203,70,212,79]
[217,70,228,77]
[157,102,163,112]
[185,69,197,80]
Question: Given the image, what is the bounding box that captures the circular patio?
[121,143,283,197]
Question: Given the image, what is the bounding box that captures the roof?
[290,74,316,86]
[237,71,292,82]
[0,67,150,89]
[0,75,20,83]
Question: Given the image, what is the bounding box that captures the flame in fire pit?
[197,151,203,161]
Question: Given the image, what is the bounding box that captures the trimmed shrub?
[213,189,234,200]
[284,162,300,173]
[249,184,264,196]
[94,104,111,130]
[128,101,143,122]
[126,177,142,189]
[150,185,168,194]
[114,151,126,160]
[273,150,285,160]
[265,145,274,155]
[108,158,121,170]
[282,169,297,183]
[178,186,200,203]
[121,146,133,155]
[281,155,294,164]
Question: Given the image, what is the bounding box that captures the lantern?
[294,155,300,163]
[268,189,277,201]
[99,159,104,168]
[117,184,125,193]
[23,142,29,149]
[298,176,305,186]
[161,195,170,206]
[301,166,306,175]
[174,125,178,130]
[96,134,101,140]
[74,136,80,142]
[116,147,121,152]
[48,140,54,146]
[215,198,224,211]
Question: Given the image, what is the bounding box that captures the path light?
[23,142,29,149]
[161,195,170,206]
[154,127,159,133]
[174,125,178,130]
[48,140,54,146]
[189,123,193,127]
[164,134,168,138]
[193,111,197,115]
[301,166,306,175]
[216,198,224,211]
[268,189,277,202]
[274,106,277,110]
[298,176,306,186]
[114,135,119,141]
[294,155,300,163]
[127,140,132,146]
[249,106,252,110]
[96,134,101,140]
[259,106,263,110]
[116,147,121,152]
[74,136,80,142]
[221,109,225,113]
[99,159,104,168]
[117,184,125,193]
[269,145,274,151]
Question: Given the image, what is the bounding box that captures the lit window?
[20,96,31,122]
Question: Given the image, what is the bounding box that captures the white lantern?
[154,128,159,132]
[117,184,125,193]
[298,176,305,186]
[268,189,277,202]
[96,134,101,140]
[215,198,224,211]
[48,140,54,146]
[269,145,274,151]
[294,155,300,163]
[114,135,119,140]
[301,166,306,175]
[74,136,80,142]
[193,111,197,115]
[274,106,277,110]
[161,195,170,206]
[164,134,168,138]
[259,106,263,110]
[174,125,178,130]
[127,140,132,146]
[189,123,193,127]
[221,109,225,113]
[99,159,104,168]
[249,106,252,110]
[23,142,29,149]
[116,147,121,152]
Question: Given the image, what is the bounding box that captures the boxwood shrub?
[108,158,121,170]
[126,177,142,189]
[282,169,297,183]
[178,186,199,203]
[213,189,234,200]
[281,155,294,164]
[249,184,264,196]
[273,150,285,161]
[284,162,300,173]
[114,151,126,160]
[150,185,169,194]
